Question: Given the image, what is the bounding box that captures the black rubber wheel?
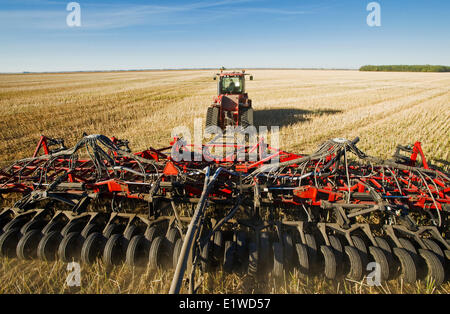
[20,219,46,235]
[375,236,395,277]
[126,234,150,267]
[0,228,21,257]
[259,232,271,275]
[58,232,83,262]
[124,225,139,240]
[422,239,445,263]
[81,223,102,239]
[41,221,63,235]
[295,243,310,275]
[172,238,183,269]
[212,231,224,266]
[344,246,363,281]
[304,233,318,271]
[61,220,86,238]
[272,242,284,279]
[329,235,344,275]
[321,245,337,279]
[282,232,295,269]
[368,246,390,282]
[393,247,417,284]
[17,229,42,260]
[200,240,212,272]
[418,249,445,286]
[37,231,62,261]
[144,226,158,242]
[239,107,254,128]
[248,241,259,277]
[223,241,235,273]
[166,228,180,251]
[149,236,167,269]
[351,235,369,270]
[3,218,26,233]
[235,231,248,272]
[103,234,127,265]
[398,237,420,265]
[103,224,121,238]
[81,232,106,264]
[206,107,219,129]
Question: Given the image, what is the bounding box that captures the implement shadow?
[253,108,342,128]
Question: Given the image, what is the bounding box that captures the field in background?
[0,70,449,294]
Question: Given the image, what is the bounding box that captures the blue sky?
[0,0,449,72]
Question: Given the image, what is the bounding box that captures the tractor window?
[220,76,244,94]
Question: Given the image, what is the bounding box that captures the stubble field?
[0,69,449,294]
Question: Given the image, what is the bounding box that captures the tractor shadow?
[253,108,342,128]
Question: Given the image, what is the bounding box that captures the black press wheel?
[393,247,417,284]
[37,231,62,261]
[0,228,21,257]
[20,219,46,235]
[149,236,168,270]
[272,242,284,279]
[418,249,445,286]
[320,245,337,280]
[3,219,26,233]
[368,246,390,282]
[61,220,86,238]
[212,231,224,266]
[58,232,83,262]
[259,232,271,276]
[304,233,318,271]
[81,232,107,264]
[103,234,128,265]
[422,239,445,263]
[247,241,259,277]
[81,223,102,239]
[223,240,236,273]
[126,234,150,267]
[351,235,369,270]
[17,229,42,260]
[295,242,310,275]
[282,232,295,270]
[344,245,363,281]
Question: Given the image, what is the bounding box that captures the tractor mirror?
[250,76,253,81]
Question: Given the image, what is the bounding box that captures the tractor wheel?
[206,107,219,130]
[239,107,254,128]
[223,241,236,273]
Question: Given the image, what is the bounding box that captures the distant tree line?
[359,65,450,72]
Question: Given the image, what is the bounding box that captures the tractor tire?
[239,107,254,128]
[206,107,219,130]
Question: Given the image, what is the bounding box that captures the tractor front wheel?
[206,107,219,130]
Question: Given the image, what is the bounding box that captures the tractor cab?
[207,70,254,129]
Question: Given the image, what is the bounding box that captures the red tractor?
[206,70,254,130]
